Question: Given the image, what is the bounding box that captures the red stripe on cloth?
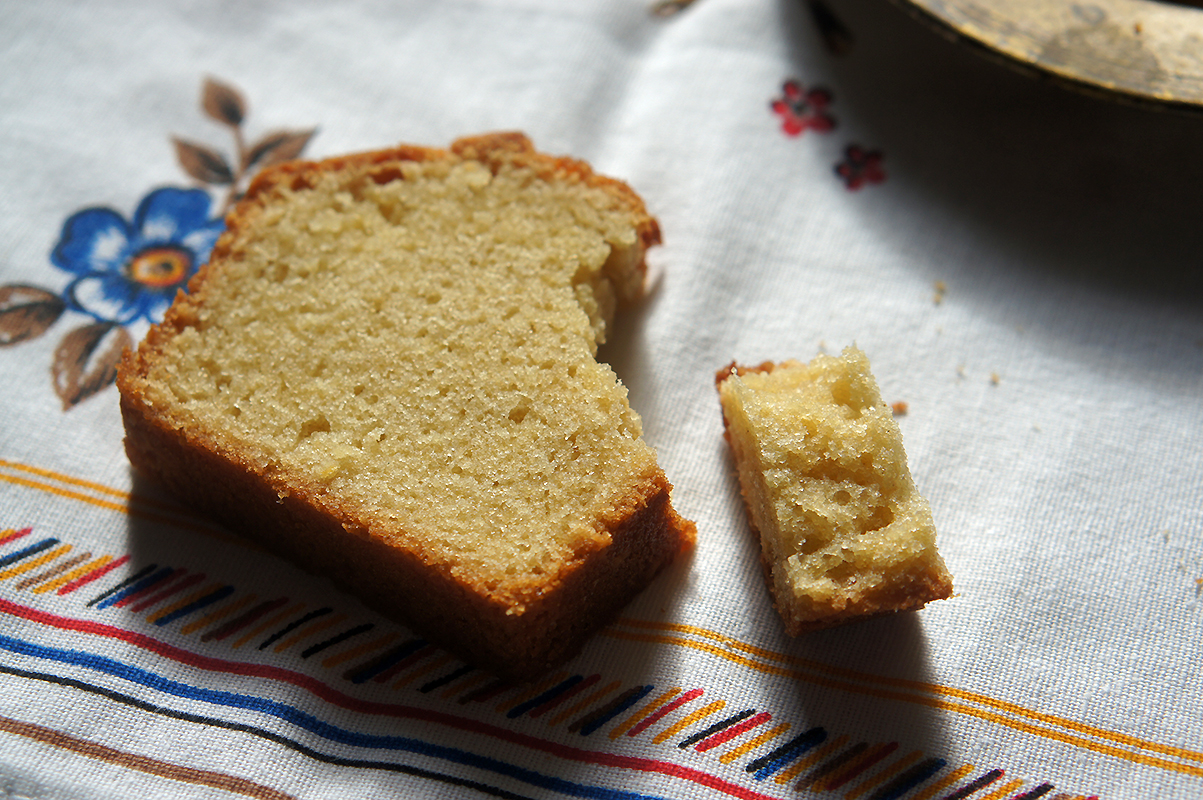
[629,688,704,737]
[697,712,773,753]
[0,597,786,800]
[0,528,33,548]
[58,555,130,595]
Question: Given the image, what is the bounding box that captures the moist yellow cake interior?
[719,347,951,626]
[136,155,660,595]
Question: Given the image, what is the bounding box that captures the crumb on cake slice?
[715,347,952,634]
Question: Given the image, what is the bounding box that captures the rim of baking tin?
[891,0,1203,114]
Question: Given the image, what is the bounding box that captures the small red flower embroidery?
[835,145,885,189]
[770,80,835,137]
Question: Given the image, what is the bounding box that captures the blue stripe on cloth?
[86,564,158,608]
[747,726,826,779]
[0,538,59,569]
[95,567,176,610]
[0,634,673,800]
[507,675,584,719]
[154,586,236,626]
[579,685,653,736]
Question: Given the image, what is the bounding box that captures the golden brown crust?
[118,133,694,681]
[119,389,693,676]
[714,360,780,387]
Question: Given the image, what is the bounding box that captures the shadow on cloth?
[779,0,1203,306]
[783,612,956,770]
[712,430,956,772]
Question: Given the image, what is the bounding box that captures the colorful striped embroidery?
[0,524,1102,800]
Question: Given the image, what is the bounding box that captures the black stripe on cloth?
[0,662,535,800]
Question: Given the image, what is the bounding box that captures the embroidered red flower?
[834,144,885,189]
[770,80,835,137]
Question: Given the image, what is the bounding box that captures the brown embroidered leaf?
[0,285,65,346]
[173,137,235,185]
[244,128,317,171]
[52,321,132,409]
[202,77,246,127]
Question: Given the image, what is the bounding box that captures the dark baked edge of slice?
[119,377,695,681]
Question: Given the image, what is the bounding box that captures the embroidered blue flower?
[51,187,224,325]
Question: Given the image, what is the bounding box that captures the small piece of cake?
[118,133,695,680]
[715,347,951,634]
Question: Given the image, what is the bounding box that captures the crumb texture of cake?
[118,132,695,680]
[716,347,952,635]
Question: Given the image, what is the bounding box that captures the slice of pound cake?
[715,347,951,634]
[118,132,695,680]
